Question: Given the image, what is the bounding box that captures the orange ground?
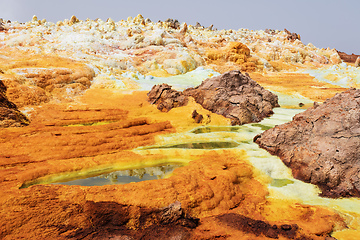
[0,49,354,238]
[0,88,347,239]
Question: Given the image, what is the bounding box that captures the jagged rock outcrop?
[191,110,204,123]
[147,71,279,125]
[0,80,29,127]
[164,18,180,29]
[284,28,301,41]
[184,70,279,125]
[0,22,5,32]
[147,84,189,112]
[336,50,360,63]
[254,88,360,198]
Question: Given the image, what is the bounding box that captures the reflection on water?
[143,141,240,150]
[270,179,295,187]
[21,164,183,188]
[192,126,241,134]
[192,123,273,134]
[250,123,274,131]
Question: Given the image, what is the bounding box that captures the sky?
[1,0,359,54]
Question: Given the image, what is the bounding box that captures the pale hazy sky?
[1,0,359,54]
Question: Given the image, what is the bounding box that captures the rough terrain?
[255,88,360,198]
[337,50,360,63]
[0,15,359,240]
[0,89,344,239]
[147,83,188,112]
[184,70,279,125]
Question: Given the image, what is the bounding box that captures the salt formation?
[304,63,360,88]
[0,14,344,92]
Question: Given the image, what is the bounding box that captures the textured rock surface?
[191,110,204,123]
[284,28,301,42]
[206,42,256,72]
[217,213,308,239]
[184,70,279,125]
[337,50,360,63]
[0,104,173,166]
[147,84,188,112]
[0,52,95,108]
[0,80,29,127]
[254,88,360,198]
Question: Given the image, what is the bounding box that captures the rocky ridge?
[337,50,360,63]
[254,88,360,198]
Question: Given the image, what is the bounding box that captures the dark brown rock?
[160,201,199,228]
[284,28,301,41]
[164,18,180,29]
[192,110,203,123]
[0,80,29,127]
[265,29,276,35]
[0,22,5,32]
[184,70,279,125]
[254,88,360,198]
[195,22,202,28]
[147,84,189,112]
[336,50,360,63]
[61,201,198,240]
[216,213,315,239]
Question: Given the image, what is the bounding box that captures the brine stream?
[135,107,360,219]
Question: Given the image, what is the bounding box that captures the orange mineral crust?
[79,89,231,132]
[0,150,344,240]
[1,15,359,239]
[0,89,345,239]
[250,72,346,103]
[0,49,95,107]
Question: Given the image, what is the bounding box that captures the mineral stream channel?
[134,106,360,215]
